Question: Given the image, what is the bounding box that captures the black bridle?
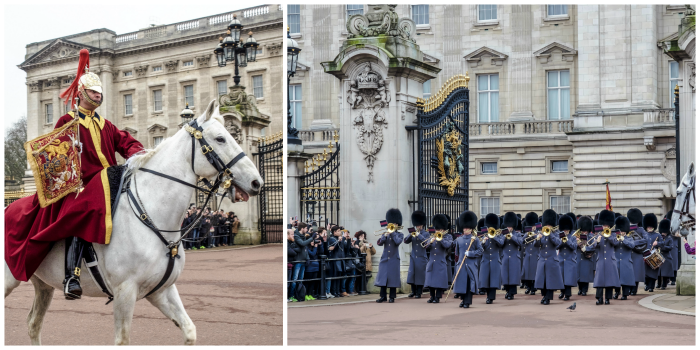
[123,118,247,298]
[673,175,696,231]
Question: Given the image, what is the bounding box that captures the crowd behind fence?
[182,206,241,250]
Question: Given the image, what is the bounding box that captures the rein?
[123,118,246,298]
[673,176,696,230]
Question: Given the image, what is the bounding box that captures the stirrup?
[63,276,82,300]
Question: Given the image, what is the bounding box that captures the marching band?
[369,207,680,306]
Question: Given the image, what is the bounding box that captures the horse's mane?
[126,114,225,170]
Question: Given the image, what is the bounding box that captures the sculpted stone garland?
[347,64,391,183]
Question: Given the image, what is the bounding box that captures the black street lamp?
[180,103,195,123]
[213,14,259,86]
[287,26,302,145]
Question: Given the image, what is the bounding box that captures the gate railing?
[300,132,340,227]
[257,131,284,244]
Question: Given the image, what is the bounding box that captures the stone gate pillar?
[322,4,440,293]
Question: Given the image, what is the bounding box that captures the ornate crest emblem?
[25,119,82,207]
[433,121,463,196]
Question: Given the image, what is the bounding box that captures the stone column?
[287,151,312,222]
[576,5,602,114]
[23,80,41,193]
[508,4,534,120]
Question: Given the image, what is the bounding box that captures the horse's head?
[671,162,695,236]
[192,99,263,202]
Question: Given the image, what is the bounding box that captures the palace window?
[153,89,162,111]
[550,195,571,214]
[217,80,228,96]
[477,74,499,122]
[290,84,302,130]
[423,80,431,99]
[65,103,71,114]
[478,5,497,21]
[552,160,568,173]
[124,94,133,115]
[253,75,264,98]
[184,85,194,107]
[154,136,163,147]
[547,5,568,17]
[347,4,363,19]
[480,197,500,218]
[183,60,194,67]
[256,47,263,55]
[124,71,133,77]
[547,70,570,120]
[288,5,301,34]
[412,5,429,26]
[152,66,162,72]
[481,162,497,174]
[45,104,53,124]
[669,61,680,116]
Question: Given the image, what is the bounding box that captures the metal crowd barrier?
[288,253,369,300]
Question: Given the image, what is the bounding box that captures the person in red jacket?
[5,49,143,299]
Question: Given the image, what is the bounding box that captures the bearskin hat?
[504,212,519,228]
[659,219,671,235]
[558,215,574,232]
[566,212,577,229]
[433,214,449,231]
[478,218,485,230]
[386,208,403,226]
[458,210,478,232]
[594,213,600,220]
[615,216,630,233]
[627,208,643,225]
[665,210,673,221]
[445,214,452,231]
[643,213,658,231]
[598,210,615,227]
[525,212,539,227]
[411,210,427,227]
[614,212,622,218]
[578,216,593,232]
[485,213,499,229]
[517,217,523,231]
[543,209,558,227]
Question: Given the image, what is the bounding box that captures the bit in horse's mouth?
[233,184,250,203]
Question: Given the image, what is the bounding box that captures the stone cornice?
[533,41,577,63]
[464,46,508,67]
[18,38,111,71]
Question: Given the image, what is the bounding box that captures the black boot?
[63,237,84,300]
[376,296,387,303]
[613,291,619,299]
[604,299,610,305]
[596,298,602,305]
[558,292,564,299]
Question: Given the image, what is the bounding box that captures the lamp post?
[287,26,302,145]
[180,103,195,124]
[214,14,259,86]
[674,84,680,186]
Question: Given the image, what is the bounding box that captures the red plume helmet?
[60,49,90,107]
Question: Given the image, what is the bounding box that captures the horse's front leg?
[146,284,196,345]
[112,283,138,345]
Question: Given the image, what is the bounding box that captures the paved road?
[288,291,695,345]
[5,245,283,345]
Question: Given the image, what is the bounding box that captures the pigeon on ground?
[567,302,576,311]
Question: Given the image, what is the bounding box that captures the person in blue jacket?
[453,210,482,308]
[424,214,454,304]
[612,216,635,300]
[585,210,621,305]
[534,209,564,305]
[404,210,430,299]
[500,212,523,300]
[374,209,404,303]
[557,215,578,301]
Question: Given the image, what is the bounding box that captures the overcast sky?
[3,2,265,132]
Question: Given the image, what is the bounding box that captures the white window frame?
[547,5,568,18]
[290,84,302,131]
[547,70,571,120]
[184,85,194,107]
[45,103,53,124]
[217,80,228,96]
[346,4,363,19]
[477,73,499,123]
[551,160,568,173]
[253,75,264,99]
[480,197,500,218]
[288,4,301,35]
[550,195,571,214]
[478,5,498,22]
[411,5,430,27]
[183,60,194,67]
[124,94,133,116]
[481,162,497,175]
[153,89,163,112]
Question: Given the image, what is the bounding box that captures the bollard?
[318,255,328,300]
[359,253,368,295]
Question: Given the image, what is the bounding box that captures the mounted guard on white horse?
[5,49,263,345]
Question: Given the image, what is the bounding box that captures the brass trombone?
[420,230,444,248]
[374,223,403,237]
[602,225,616,238]
[523,230,537,245]
[487,227,502,239]
[541,225,558,236]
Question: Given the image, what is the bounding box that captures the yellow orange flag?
[605,183,613,211]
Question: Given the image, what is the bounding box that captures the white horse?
[671,162,695,237]
[5,99,263,345]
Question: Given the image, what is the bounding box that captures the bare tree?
[5,116,27,183]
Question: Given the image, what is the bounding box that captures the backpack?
[294,281,307,302]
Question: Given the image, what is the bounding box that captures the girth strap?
[145,253,178,298]
[84,244,114,305]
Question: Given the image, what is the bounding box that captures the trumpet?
[560,231,568,244]
[505,229,512,240]
[409,227,418,237]
[616,230,624,241]
[602,225,615,238]
[541,225,558,236]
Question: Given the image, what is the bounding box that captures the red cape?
[5,112,142,281]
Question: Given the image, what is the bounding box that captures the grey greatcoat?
[616,235,636,286]
[374,231,404,288]
[632,227,649,282]
[453,234,483,294]
[424,234,455,289]
[558,232,579,287]
[521,235,538,280]
[534,232,565,290]
[645,232,662,279]
[658,234,675,278]
[577,247,595,283]
[404,229,430,286]
[586,235,621,288]
[671,235,681,271]
[500,231,523,285]
[479,234,506,288]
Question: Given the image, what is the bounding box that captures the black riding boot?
[63,237,85,300]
